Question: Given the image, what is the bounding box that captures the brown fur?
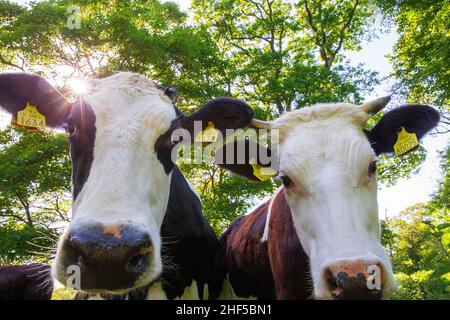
[218,191,313,299]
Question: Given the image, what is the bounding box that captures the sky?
[4,0,449,220]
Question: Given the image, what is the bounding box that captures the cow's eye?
[368,160,377,176]
[281,176,294,188]
[65,121,77,138]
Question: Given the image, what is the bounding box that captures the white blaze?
[66,72,177,287]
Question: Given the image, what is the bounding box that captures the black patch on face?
[67,100,96,200]
[154,117,182,174]
[164,87,178,102]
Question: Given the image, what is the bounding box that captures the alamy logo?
[66,265,81,290]
[366,265,381,290]
[66,6,81,30]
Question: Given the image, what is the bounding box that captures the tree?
[376,0,450,133]
[0,0,224,103]
[0,0,443,239]
[192,0,381,114]
[0,224,57,264]
[387,203,450,299]
[0,126,71,227]
[382,145,450,299]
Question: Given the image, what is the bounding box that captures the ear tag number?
[250,161,277,181]
[195,122,218,143]
[394,126,419,156]
[14,103,46,130]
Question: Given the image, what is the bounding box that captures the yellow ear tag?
[15,103,46,130]
[393,127,419,156]
[195,122,218,143]
[250,163,277,181]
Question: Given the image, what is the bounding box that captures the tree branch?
[331,0,361,57]
[0,53,26,71]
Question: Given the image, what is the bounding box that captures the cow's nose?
[324,261,384,300]
[61,223,153,291]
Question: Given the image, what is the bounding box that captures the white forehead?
[84,72,176,137]
[273,103,375,176]
[273,103,369,141]
[88,72,170,100]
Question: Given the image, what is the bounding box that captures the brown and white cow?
[0,72,254,299]
[216,97,440,299]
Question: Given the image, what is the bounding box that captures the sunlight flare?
[68,78,88,95]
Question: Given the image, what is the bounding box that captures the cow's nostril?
[324,261,384,300]
[126,251,152,274]
[324,268,337,289]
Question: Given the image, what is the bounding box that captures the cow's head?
[0,72,253,293]
[219,97,440,299]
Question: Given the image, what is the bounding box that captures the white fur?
[261,187,282,242]
[54,73,177,290]
[272,103,396,299]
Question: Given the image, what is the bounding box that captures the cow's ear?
[366,104,440,155]
[214,139,278,182]
[0,73,72,127]
[179,97,254,138]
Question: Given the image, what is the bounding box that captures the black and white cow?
[0,263,53,300]
[0,72,254,299]
[216,97,440,299]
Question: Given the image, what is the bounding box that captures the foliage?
[430,146,450,211]
[0,0,447,300]
[376,0,450,133]
[51,287,76,300]
[377,146,427,187]
[0,224,57,264]
[0,0,224,103]
[192,0,382,114]
[382,146,450,300]
[0,126,71,227]
[179,161,275,233]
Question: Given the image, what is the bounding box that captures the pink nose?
[324,261,384,300]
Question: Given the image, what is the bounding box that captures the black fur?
[156,97,255,174]
[180,97,254,138]
[159,166,223,299]
[366,104,440,155]
[0,264,53,300]
[215,139,275,181]
[68,100,96,200]
[155,118,181,174]
[0,73,71,127]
